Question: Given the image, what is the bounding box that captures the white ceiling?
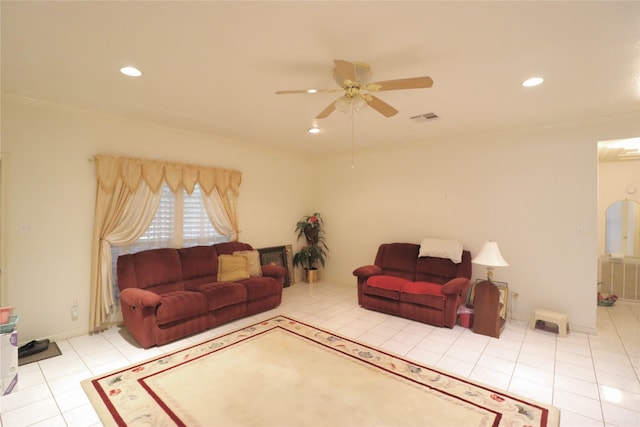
[2,1,639,155]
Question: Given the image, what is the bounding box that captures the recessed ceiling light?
[307,89,318,94]
[308,127,320,134]
[120,66,142,77]
[522,77,543,87]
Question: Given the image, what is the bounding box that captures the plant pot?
[305,268,318,283]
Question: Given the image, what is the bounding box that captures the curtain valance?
[95,155,242,196]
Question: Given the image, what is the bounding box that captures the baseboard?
[17,327,90,347]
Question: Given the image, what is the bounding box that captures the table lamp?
[472,241,509,281]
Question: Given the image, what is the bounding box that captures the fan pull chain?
[351,102,355,168]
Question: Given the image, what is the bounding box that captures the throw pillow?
[217,254,250,282]
[418,238,463,264]
[233,250,263,277]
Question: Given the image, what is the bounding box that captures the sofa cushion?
[214,242,253,256]
[239,277,281,300]
[156,291,209,325]
[375,243,419,280]
[400,281,446,310]
[364,275,410,300]
[178,245,218,280]
[234,250,262,277]
[217,254,250,282]
[415,256,458,284]
[192,282,247,311]
[183,275,219,290]
[128,248,183,290]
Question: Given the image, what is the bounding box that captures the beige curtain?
[89,155,242,333]
[202,188,237,237]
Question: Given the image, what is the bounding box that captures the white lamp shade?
[472,241,509,267]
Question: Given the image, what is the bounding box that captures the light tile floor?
[1,281,639,426]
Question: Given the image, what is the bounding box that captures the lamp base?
[486,266,494,281]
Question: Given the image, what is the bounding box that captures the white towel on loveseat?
[418,238,463,264]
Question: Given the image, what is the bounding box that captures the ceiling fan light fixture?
[120,66,142,77]
[335,94,367,115]
[522,77,543,87]
[335,96,350,113]
[308,127,320,134]
[307,89,318,94]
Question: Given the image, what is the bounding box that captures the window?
[111,182,232,299]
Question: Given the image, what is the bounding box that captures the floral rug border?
[82,315,559,427]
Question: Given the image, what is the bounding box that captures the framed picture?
[496,283,508,320]
[472,279,508,319]
[257,245,294,287]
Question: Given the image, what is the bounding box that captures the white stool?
[530,308,569,337]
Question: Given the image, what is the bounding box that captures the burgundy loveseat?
[117,242,287,348]
[353,242,472,328]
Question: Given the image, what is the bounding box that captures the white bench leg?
[557,319,568,337]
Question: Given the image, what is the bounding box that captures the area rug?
[18,341,61,366]
[82,316,559,427]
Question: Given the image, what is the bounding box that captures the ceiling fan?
[276,59,433,119]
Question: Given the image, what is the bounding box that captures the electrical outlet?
[71,301,79,320]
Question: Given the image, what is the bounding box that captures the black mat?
[18,341,62,366]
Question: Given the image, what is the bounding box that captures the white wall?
[2,92,638,342]
[1,95,313,343]
[314,114,640,334]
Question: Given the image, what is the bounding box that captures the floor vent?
[410,112,439,122]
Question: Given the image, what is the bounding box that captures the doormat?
[18,341,62,366]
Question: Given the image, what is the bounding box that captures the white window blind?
[183,184,221,247]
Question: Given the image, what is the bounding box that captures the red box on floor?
[457,304,474,328]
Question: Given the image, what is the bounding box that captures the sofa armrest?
[120,288,162,309]
[261,264,288,280]
[352,265,382,278]
[441,277,471,296]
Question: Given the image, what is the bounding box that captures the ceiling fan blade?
[275,90,311,95]
[366,95,399,117]
[353,61,372,84]
[316,101,337,119]
[333,59,357,85]
[275,88,341,95]
[367,76,433,92]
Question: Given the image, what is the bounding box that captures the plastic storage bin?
[457,304,474,328]
[1,328,18,394]
[0,316,18,334]
[0,307,14,324]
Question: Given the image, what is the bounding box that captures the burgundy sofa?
[117,242,287,348]
[353,242,472,328]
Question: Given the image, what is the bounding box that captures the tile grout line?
[590,307,610,425]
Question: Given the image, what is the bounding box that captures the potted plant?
[293,213,328,283]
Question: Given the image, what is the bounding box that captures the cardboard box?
[0,330,18,395]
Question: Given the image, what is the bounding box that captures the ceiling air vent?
[410,112,439,122]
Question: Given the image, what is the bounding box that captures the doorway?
[597,138,640,302]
